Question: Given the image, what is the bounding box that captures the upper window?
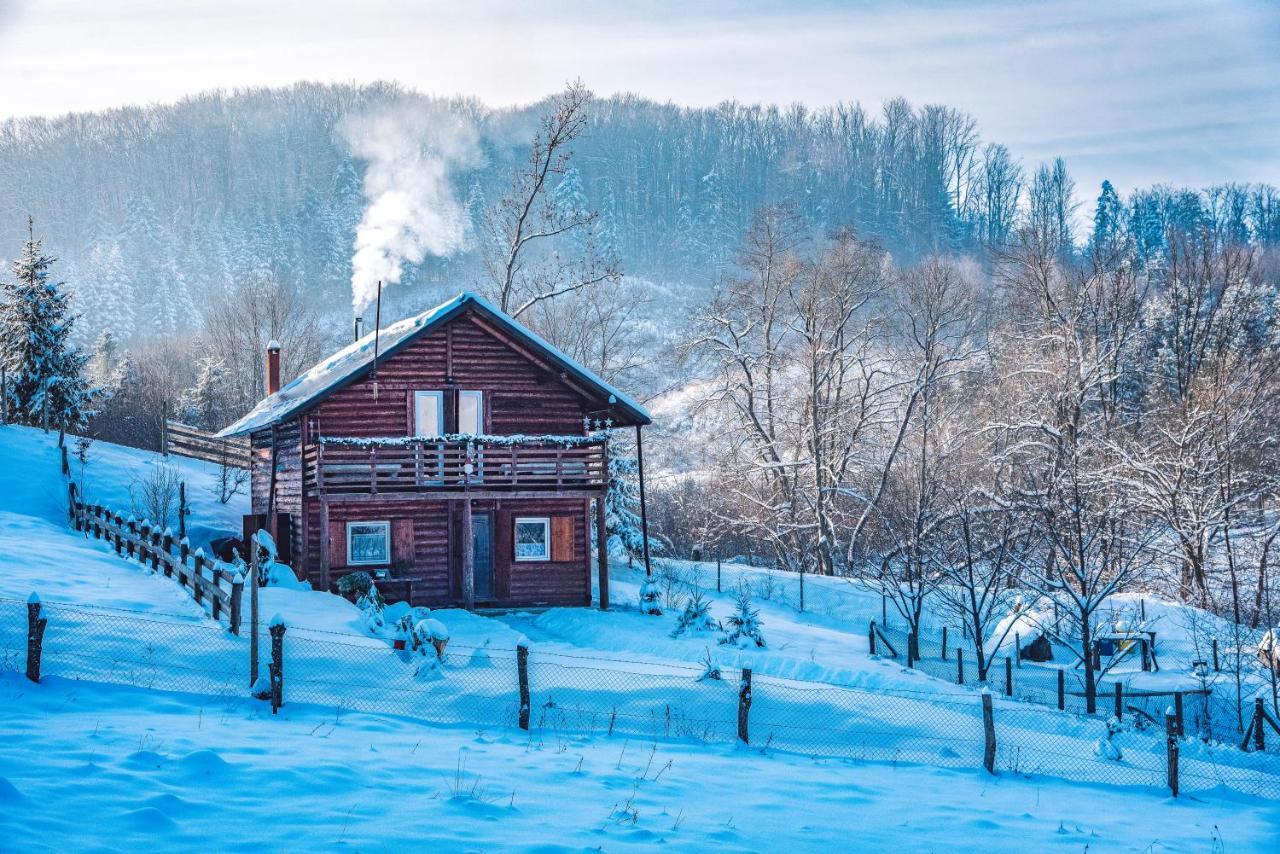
[347,521,390,566]
[413,390,443,437]
[458,390,484,435]
[514,517,550,561]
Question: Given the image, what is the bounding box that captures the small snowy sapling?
[639,577,663,616]
[670,591,719,639]
[719,591,765,649]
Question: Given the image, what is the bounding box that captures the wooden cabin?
[218,292,652,610]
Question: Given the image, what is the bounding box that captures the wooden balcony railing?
[303,438,607,497]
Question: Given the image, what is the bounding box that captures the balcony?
[303,436,608,499]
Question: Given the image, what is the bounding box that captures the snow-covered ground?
[2,425,1279,849]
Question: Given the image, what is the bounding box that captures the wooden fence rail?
[70,489,244,634]
[163,420,250,470]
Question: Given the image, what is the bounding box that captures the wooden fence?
[163,420,250,470]
[68,483,244,634]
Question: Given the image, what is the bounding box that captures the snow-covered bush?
[719,591,765,649]
[670,591,719,639]
[639,577,663,616]
[356,586,386,632]
[1094,717,1124,761]
[410,618,450,660]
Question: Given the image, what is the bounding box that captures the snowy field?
[2,425,1280,850]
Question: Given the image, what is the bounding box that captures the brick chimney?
[266,340,282,396]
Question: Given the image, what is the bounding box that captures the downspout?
[635,424,652,578]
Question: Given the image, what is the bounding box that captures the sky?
[0,0,1277,196]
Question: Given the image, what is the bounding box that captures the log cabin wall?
[303,496,590,607]
[310,315,593,439]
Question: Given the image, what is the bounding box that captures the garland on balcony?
[316,431,608,449]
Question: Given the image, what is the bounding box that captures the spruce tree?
[1,218,94,430]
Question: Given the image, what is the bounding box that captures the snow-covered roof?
[217,292,651,437]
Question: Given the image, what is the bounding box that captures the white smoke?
[339,102,479,314]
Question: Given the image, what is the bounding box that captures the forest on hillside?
[4,81,1277,350]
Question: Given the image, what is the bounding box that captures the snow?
[218,292,651,437]
[2,426,1279,848]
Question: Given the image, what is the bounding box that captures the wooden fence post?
[26,594,47,683]
[178,481,187,542]
[738,668,752,744]
[956,648,964,685]
[1057,668,1065,711]
[1255,698,1266,751]
[269,617,285,714]
[229,573,244,636]
[1004,657,1013,697]
[159,530,171,575]
[869,620,878,656]
[60,444,69,476]
[981,691,996,774]
[1166,709,1180,797]
[68,482,79,528]
[517,643,531,731]
[126,518,137,559]
[114,514,124,556]
[941,626,948,661]
[1114,682,1123,721]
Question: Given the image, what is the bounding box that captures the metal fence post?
[1165,709,1180,797]
[1255,698,1266,752]
[981,691,996,774]
[1057,669,1065,711]
[941,626,948,661]
[738,668,753,744]
[869,620,877,656]
[1114,683,1123,721]
[956,648,964,685]
[1004,657,1013,697]
[517,643,531,731]
[26,594,47,683]
[269,617,285,714]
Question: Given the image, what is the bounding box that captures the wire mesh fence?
[4,595,1279,800]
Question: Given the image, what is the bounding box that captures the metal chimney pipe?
[354,316,364,342]
[266,340,282,395]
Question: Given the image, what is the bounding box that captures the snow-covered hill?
[1,426,1278,850]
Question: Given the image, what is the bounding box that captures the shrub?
[336,571,376,602]
[719,591,765,649]
[670,591,719,638]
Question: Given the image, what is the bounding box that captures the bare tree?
[480,81,619,319]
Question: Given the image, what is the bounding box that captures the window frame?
[346,520,391,566]
[513,516,551,562]
[458,389,484,435]
[412,390,445,438]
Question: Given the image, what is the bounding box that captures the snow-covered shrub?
[1094,717,1124,761]
[719,591,765,649]
[336,571,376,602]
[394,606,432,643]
[410,618,451,660]
[670,591,719,638]
[639,577,663,616]
[356,586,386,632]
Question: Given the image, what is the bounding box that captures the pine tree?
[1089,180,1127,259]
[181,354,229,430]
[605,456,650,560]
[1,219,94,430]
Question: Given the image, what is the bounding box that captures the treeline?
[6,82,1278,351]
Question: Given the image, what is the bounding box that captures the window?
[513,517,550,561]
[347,521,390,566]
[458,390,484,435]
[413,390,443,437]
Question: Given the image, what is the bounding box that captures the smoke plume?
[339,101,479,314]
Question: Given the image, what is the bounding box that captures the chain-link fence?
[4,595,1279,800]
